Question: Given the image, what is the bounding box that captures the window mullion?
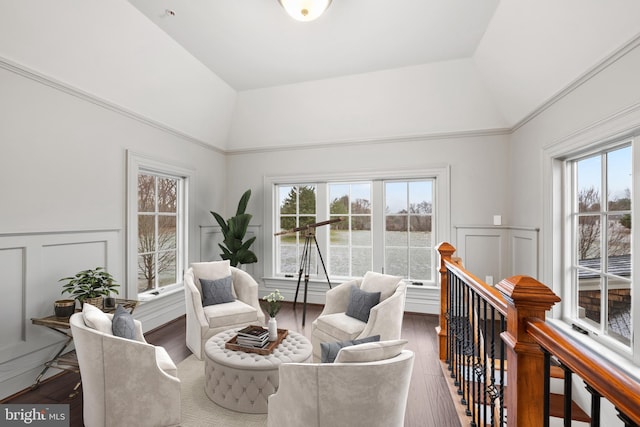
[372,180,384,273]
[315,183,329,279]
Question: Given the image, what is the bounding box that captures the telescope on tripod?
[274,217,342,325]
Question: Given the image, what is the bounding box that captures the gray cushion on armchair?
[184,261,265,359]
[311,271,407,362]
[320,334,380,363]
[70,312,180,427]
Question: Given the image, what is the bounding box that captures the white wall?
[228,58,508,150]
[0,33,234,401]
[0,0,236,149]
[0,0,239,399]
[225,133,510,312]
[508,39,640,427]
[509,40,640,280]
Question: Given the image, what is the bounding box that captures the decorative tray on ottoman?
[225,326,289,355]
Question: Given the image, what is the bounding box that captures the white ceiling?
[127,0,640,129]
[127,0,500,91]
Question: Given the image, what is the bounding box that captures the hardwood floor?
[2,303,460,427]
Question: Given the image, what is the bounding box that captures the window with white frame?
[277,184,318,275]
[127,152,191,297]
[268,169,448,286]
[137,172,181,292]
[384,180,434,281]
[329,182,372,277]
[568,142,633,348]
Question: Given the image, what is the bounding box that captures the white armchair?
[268,342,415,427]
[69,312,180,427]
[311,271,407,362]
[185,261,266,359]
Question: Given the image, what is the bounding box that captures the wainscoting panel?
[510,229,539,279]
[0,229,121,399]
[454,226,539,284]
[460,232,505,285]
[0,247,26,355]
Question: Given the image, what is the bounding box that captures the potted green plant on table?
[210,189,258,267]
[59,267,119,309]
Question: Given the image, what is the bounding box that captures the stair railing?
[528,318,640,427]
[438,242,640,427]
[438,242,560,427]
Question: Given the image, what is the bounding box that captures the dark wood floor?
[2,303,461,427]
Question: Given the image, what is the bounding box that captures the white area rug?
[178,355,268,427]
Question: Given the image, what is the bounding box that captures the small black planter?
[54,299,76,318]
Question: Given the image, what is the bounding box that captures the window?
[127,152,191,298]
[137,172,181,293]
[267,168,449,286]
[329,182,372,277]
[384,180,433,281]
[569,143,632,347]
[277,185,317,275]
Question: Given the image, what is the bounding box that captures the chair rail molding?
[0,228,120,399]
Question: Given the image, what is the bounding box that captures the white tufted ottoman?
[204,328,312,413]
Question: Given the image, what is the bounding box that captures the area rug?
[178,355,268,427]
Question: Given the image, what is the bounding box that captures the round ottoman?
[204,328,312,413]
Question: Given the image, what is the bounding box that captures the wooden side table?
[30,299,138,397]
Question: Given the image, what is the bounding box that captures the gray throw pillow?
[320,335,381,363]
[112,304,136,340]
[345,285,381,323]
[200,276,235,306]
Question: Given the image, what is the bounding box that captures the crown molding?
[4,28,640,156]
[0,55,512,156]
[225,127,512,155]
[512,31,640,132]
[0,56,225,154]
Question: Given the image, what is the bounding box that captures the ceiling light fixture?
[278,0,332,22]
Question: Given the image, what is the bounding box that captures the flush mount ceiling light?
[278,0,332,22]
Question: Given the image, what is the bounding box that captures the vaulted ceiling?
[128,0,640,128]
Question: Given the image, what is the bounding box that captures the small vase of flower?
[262,289,284,341]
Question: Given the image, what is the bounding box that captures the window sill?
[262,276,437,290]
[137,283,184,303]
[547,318,638,381]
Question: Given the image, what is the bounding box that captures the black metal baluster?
[499,313,506,426]
[584,383,600,427]
[562,364,573,427]
[616,408,639,427]
[488,305,497,427]
[482,298,489,427]
[543,350,551,427]
[463,286,471,416]
[470,289,478,427]
[454,276,462,393]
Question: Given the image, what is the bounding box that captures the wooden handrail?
[438,242,561,427]
[443,257,508,316]
[527,318,640,425]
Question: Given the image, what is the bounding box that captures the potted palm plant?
[210,189,258,267]
[59,267,119,309]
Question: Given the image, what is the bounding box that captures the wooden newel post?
[436,242,456,361]
[496,276,561,427]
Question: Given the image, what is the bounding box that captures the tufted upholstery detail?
[204,328,312,413]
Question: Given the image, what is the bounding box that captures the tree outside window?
[329,183,372,277]
[274,179,435,283]
[574,144,632,345]
[277,185,317,275]
[137,173,179,292]
[384,180,433,281]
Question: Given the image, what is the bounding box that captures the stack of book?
[235,325,269,348]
